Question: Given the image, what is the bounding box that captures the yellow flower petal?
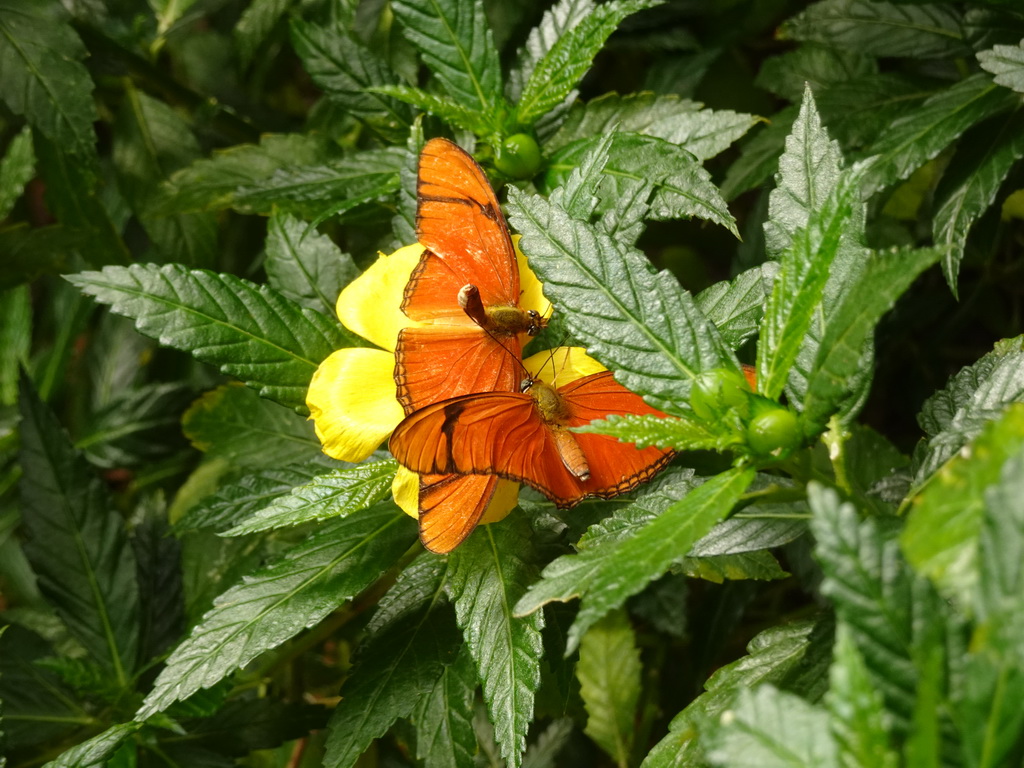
[306,348,404,462]
[513,235,552,319]
[336,243,425,351]
[481,479,521,524]
[392,466,420,519]
[391,467,520,526]
[524,346,607,390]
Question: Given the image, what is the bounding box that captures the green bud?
[494,133,542,179]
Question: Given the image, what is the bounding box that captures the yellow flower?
[307,240,563,523]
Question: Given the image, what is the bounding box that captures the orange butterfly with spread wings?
[395,138,548,553]
[390,352,676,508]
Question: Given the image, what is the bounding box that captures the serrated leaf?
[566,467,755,654]
[157,133,332,214]
[0,285,31,405]
[392,122,424,246]
[756,44,875,103]
[827,624,898,768]
[902,404,1024,604]
[175,458,340,532]
[507,0,595,105]
[68,264,356,413]
[290,16,411,136]
[861,74,1017,196]
[231,148,404,217]
[447,514,544,768]
[0,0,97,155]
[132,499,185,662]
[224,458,397,535]
[544,133,737,236]
[932,109,1024,295]
[391,0,503,127]
[809,484,949,734]
[549,92,759,161]
[977,40,1024,93]
[150,0,202,34]
[323,599,461,768]
[800,246,943,437]
[507,187,737,413]
[137,503,416,718]
[579,412,738,452]
[265,209,359,315]
[721,107,797,202]
[815,73,934,150]
[515,469,698,615]
[757,171,859,400]
[235,0,293,68]
[779,0,970,59]
[680,549,789,583]
[0,126,34,220]
[182,383,322,468]
[514,0,656,127]
[18,373,139,685]
[642,620,833,768]
[578,609,641,767]
[369,85,489,134]
[113,86,217,268]
[914,347,1024,484]
[44,722,142,768]
[179,699,328,755]
[695,263,777,350]
[414,646,479,768]
[705,685,838,768]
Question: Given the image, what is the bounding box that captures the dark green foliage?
[2,1,1024,767]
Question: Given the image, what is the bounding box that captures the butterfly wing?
[395,325,521,413]
[417,473,498,554]
[414,138,519,309]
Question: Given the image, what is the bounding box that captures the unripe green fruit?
[494,133,542,179]
[746,406,800,457]
[690,369,751,420]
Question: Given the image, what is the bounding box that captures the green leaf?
[695,264,777,351]
[977,40,1024,93]
[68,264,356,413]
[932,109,1024,295]
[689,514,808,558]
[800,246,943,437]
[18,373,139,686]
[137,502,416,718]
[289,16,411,135]
[44,722,142,768]
[957,649,1024,768]
[779,0,970,59]
[549,92,760,161]
[721,107,797,202]
[515,469,699,615]
[809,484,948,733]
[157,133,332,213]
[756,44,875,103]
[323,597,460,768]
[815,73,934,150]
[149,0,202,35]
[544,133,737,236]
[391,123,424,246]
[507,187,737,413]
[447,515,544,768]
[391,0,503,127]
[235,0,293,68]
[224,459,397,536]
[827,624,898,768]
[182,383,322,468]
[678,549,789,583]
[231,148,404,217]
[861,74,1017,196]
[0,285,31,406]
[566,467,755,654]
[0,126,34,220]
[265,209,358,316]
[705,685,838,768]
[642,620,833,768]
[579,412,738,453]
[902,404,1024,604]
[112,87,217,268]
[175,457,341,532]
[0,0,97,155]
[577,609,641,767]
[514,0,657,127]
[414,645,479,768]
[368,85,490,134]
[757,171,859,400]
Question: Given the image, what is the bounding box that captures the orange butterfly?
[395,138,548,553]
[390,350,676,509]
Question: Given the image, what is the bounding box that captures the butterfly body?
[457,283,542,337]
